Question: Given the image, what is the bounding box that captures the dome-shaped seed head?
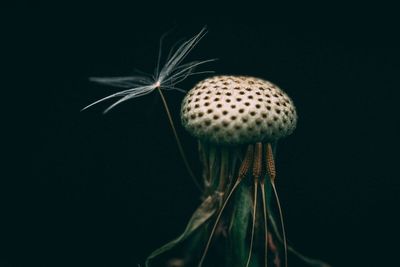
[181,75,297,145]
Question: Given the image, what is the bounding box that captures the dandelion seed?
[82,26,216,113]
[83,27,216,191]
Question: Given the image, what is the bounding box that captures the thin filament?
[271,183,287,267]
[246,178,258,267]
[157,88,202,191]
[266,142,287,267]
[260,179,268,267]
[246,142,262,266]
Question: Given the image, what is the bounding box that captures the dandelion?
[83,27,216,190]
[146,76,330,267]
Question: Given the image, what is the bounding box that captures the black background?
[2,2,399,267]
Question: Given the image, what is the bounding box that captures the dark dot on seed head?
[262,113,267,118]
[259,87,265,91]
[267,100,271,103]
[198,112,204,117]
[231,104,236,108]
[223,82,229,85]
[256,92,261,95]
[222,121,229,127]
[222,110,228,115]
[226,92,232,96]
[250,111,256,116]
[195,104,199,108]
[248,95,253,99]
[246,88,252,91]
[273,116,278,121]
[190,114,196,119]
[213,115,219,120]
[205,102,210,106]
[226,99,231,103]
[267,122,273,127]
[205,120,211,126]
[275,109,281,114]
[217,104,222,108]
[256,104,261,109]
[256,119,262,125]
[204,96,209,100]
[216,92,221,95]
[242,117,248,123]
[231,115,237,120]
[195,98,199,102]
[266,106,271,110]
[207,109,213,114]
[239,91,245,95]
[234,87,240,90]
[237,98,242,102]
[249,81,254,84]
[239,109,244,113]
[235,125,241,130]
[244,102,250,106]
[206,90,211,94]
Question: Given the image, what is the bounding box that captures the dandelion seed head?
[181,75,297,145]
